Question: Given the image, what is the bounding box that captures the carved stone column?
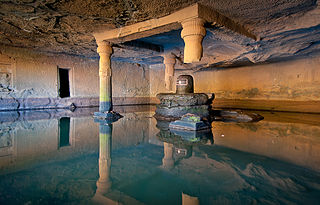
[97,41,113,113]
[181,18,206,63]
[163,53,176,91]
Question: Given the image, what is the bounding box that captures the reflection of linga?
[155,75,214,121]
[156,116,214,170]
[158,126,213,170]
[157,126,213,146]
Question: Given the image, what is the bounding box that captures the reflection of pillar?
[182,193,199,205]
[163,53,176,91]
[97,41,113,113]
[96,123,112,195]
[181,18,206,63]
[162,142,174,169]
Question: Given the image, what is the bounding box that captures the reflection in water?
[97,123,112,194]
[182,193,199,205]
[157,119,214,171]
[93,122,113,204]
[0,107,320,204]
[162,142,174,169]
[59,117,70,148]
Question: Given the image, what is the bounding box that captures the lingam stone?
[155,75,213,120]
[176,75,194,94]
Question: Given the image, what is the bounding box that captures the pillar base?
[94,111,122,123]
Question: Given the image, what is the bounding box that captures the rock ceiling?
[0,0,319,69]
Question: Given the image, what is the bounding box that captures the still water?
[0,106,320,204]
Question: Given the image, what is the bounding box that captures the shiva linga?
[155,75,213,121]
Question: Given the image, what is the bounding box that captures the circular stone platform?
[155,93,211,120]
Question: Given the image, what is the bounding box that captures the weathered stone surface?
[0,73,12,92]
[156,93,209,107]
[0,0,319,66]
[0,97,156,111]
[169,120,210,131]
[94,111,123,122]
[155,104,209,120]
[212,110,264,122]
[0,46,153,110]
[169,113,211,131]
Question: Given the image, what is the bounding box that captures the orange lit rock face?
[189,57,320,101]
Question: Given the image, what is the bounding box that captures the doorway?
[58,68,70,98]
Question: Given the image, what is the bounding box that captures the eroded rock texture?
[0,0,198,57]
[0,0,319,67]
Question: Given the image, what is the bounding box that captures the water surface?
[0,106,320,204]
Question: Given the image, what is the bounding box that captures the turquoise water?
[0,106,320,204]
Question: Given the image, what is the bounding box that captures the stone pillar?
[96,123,112,195]
[97,41,113,113]
[163,53,176,91]
[162,142,174,169]
[181,18,206,63]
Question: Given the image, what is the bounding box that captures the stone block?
[156,93,209,107]
[169,120,210,131]
[155,105,210,119]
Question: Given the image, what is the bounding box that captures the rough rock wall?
[112,61,150,97]
[148,57,320,112]
[191,57,320,101]
[149,66,166,98]
[0,45,151,110]
[0,45,99,99]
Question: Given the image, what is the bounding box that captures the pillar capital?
[180,17,206,63]
[181,17,206,38]
[97,41,112,77]
[97,41,113,55]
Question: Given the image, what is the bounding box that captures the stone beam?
[93,3,258,44]
[121,40,163,53]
